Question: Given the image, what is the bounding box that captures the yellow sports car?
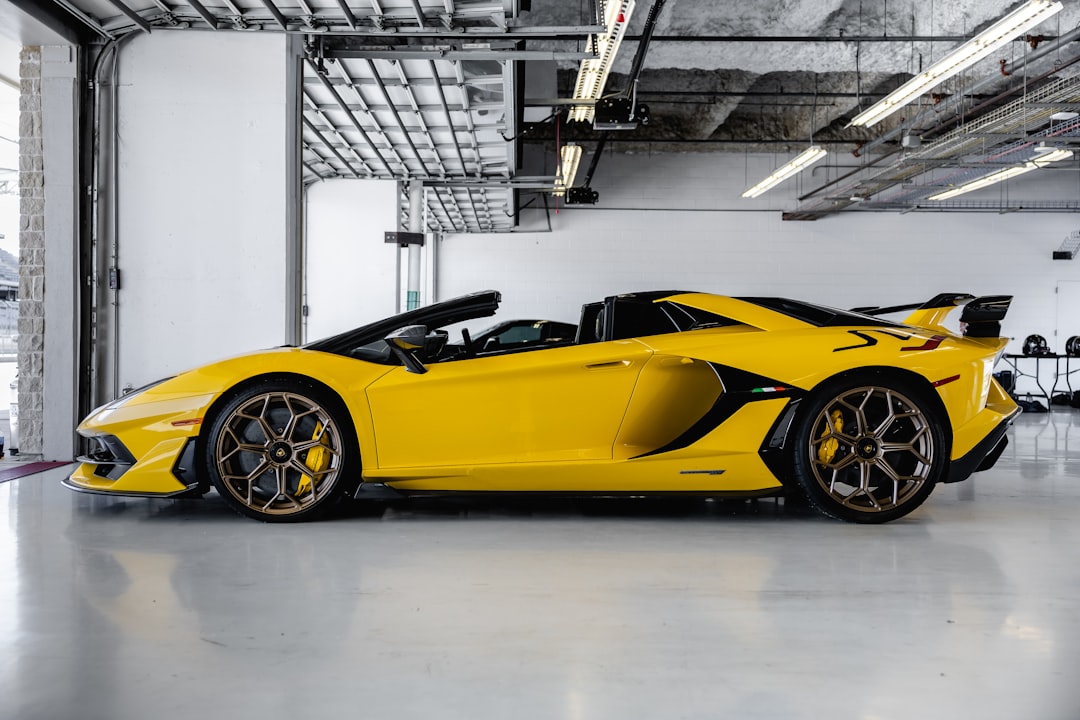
[66,290,1018,524]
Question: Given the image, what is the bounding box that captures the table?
[1000,354,1078,405]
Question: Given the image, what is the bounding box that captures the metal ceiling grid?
[52,0,527,233]
[301,50,515,232]
[54,1,517,36]
[44,0,1080,222]
[790,76,1080,217]
[301,57,506,181]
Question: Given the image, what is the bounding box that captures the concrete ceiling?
[10,0,1080,223]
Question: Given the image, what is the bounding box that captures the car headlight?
[92,377,176,416]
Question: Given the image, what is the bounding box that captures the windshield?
[304,290,501,359]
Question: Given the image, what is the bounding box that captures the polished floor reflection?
[2,410,1079,720]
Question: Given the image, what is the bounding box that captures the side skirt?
[354,483,785,501]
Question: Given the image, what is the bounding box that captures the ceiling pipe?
[623,0,667,98]
[926,52,1080,136]
[581,136,608,188]
[523,137,862,146]
[622,34,976,43]
[798,49,1080,203]
[565,0,667,186]
[857,23,1080,157]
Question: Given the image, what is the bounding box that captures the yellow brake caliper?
[817,409,844,465]
[297,422,330,496]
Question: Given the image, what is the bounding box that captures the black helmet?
[1023,334,1051,356]
[1067,335,1080,357]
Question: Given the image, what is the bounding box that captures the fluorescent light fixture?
[568,0,636,123]
[849,0,1063,128]
[555,143,583,196]
[1051,110,1080,121]
[928,148,1073,200]
[741,146,827,198]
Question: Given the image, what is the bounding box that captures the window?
[493,323,545,344]
[661,302,738,331]
[609,299,680,340]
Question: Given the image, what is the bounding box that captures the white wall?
[102,41,1078,395]
[434,152,1080,396]
[115,31,293,388]
[40,46,79,459]
[304,179,399,340]
[438,153,1080,343]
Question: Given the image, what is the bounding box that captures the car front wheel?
[790,373,946,523]
[205,380,356,522]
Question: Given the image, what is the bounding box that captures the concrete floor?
[1,410,1078,720]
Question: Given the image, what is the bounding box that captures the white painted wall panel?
[116,32,290,388]
[437,153,1080,397]
[304,179,398,340]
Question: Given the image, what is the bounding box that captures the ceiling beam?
[336,0,359,30]
[408,0,427,28]
[316,24,602,38]
[323,47,588,61]
[303,91,376,175]
[45,0,115,39]
[102,0,152,32]
[301,116,363,178]
[428,59,470,178]
[259,0,289,31]
[361,57,433,177]
[185,0,219,29]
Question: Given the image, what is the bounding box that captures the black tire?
[204,378,359,522]
[789,371,947,524]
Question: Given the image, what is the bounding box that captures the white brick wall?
[17,47,42,456]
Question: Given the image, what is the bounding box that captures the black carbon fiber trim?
[757,399,801,486]
[833,329,912,352]
[171,438,203,492]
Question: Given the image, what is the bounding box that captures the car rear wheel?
[790,373,946,523]
[206,380,357,522]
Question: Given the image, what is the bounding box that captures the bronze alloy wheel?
[211,387,346,520]
[792,375,945,523]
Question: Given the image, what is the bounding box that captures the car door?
[365,339,653,470]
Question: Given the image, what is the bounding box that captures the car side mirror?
[385,325,430,374]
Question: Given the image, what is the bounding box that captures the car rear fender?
[798,364,953,454]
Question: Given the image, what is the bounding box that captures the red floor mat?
[0,461,72,484]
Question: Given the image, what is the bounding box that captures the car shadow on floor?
[347,494,827,523]
[67,486,829,524]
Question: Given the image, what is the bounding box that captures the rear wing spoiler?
[852,293,1012,338]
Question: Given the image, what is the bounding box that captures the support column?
[406,180,422,310]
[17,45,79,461]
[284,34,303,345]
[16,47,44,457]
